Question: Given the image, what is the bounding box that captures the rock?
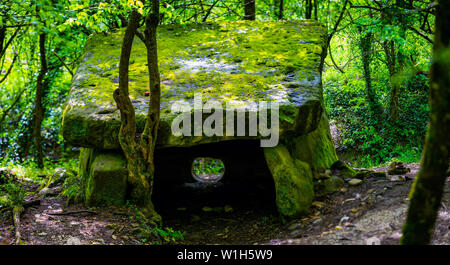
[62,21,328,150]
[388,175,405,182]
[348,178,363,186]
[316,175,344,196]
[288,223,299,230]
[38,186,62,197]
[291,114,339,173]
[264,145,315,219]
[63,20,338,219]
[84,151,128,206]
[372,171,387,178]
[38,187,51,197]
[339,216,350,225]
[312,218,322,224]
[354,170,371,179]
[365,236,381,245]
[65,237,81,245]
[387,162,410,175]
[48,167,74,188]
[331,160,356,178]
[224,205,233,213]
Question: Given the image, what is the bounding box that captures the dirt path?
[0,163,448,245]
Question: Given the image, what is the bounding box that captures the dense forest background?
[0,0,448,246]
[0,0,434,173]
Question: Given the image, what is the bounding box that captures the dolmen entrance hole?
[152,140,277,216]
[64,20,344,220]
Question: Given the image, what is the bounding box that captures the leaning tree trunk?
[33,32,47,169]
[113,1,162,224]
[401,0,450,245]
[244,0,255,20]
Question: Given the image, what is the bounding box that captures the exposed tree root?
[47,210,97,216]
[13,205,23,245]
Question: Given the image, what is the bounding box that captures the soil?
[0,163,448,245]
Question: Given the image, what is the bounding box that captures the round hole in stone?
[191,157,225,183]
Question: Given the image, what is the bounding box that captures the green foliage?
[324,70,429,167]
[193,158,225,176]
[60,172,84,204]
[0,0,436,170]
[0,174,26,208]
[126,201,185,244]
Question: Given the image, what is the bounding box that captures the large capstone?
[63,20,338,219]
[62,20,327,149]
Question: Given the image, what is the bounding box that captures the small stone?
[312,218,322,224]
[387,162,410,175]
[202,206,213,212]
[38,187,51,197]
[365,237,381,245]
[348,178,363,186]
[65,237,81,245]
[224,205,233,213]
[339,216,350,225]
[388,175,405,182]
[288,223,299,230]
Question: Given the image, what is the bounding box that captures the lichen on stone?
[62,20,327,149]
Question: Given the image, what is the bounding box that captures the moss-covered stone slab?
[263,145,314,219]
[290,113,339,173]
[62,20,327,149]
[84,150,128,206]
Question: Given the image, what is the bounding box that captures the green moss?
[62,20,327,149]
[330,160,357,178]
[85,151,128,206]
[291,113,339,172]
[263,145,314,219]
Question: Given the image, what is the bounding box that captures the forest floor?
[0,162,449,245]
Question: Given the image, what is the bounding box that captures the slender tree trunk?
[401,0,450,245]
[113,1,162,224]
[305,0,312,19]
[383,39,401,123]
[358,27,380,117]
[33,33,47,168]
[244,0,255,20]
[314,0,318,20]
[275,0,283,20]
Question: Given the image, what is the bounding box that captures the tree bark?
[244,0,255,20]
[305,0,312,19]
[33,32,47,169]
[275,0,283,20]
[401,0,450,245]
[314,0,318,20]
[113,1,162,224]
[358,27,380,117]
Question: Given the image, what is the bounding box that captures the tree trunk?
[113,1,162,224]
[244,0,255,20]
[275,0,283,20]
[358,27,380,118]
[314,0,318,20]
[305,0,312,19]
[383,39,401,123]
[401,0,450,245]
[33,32,47,169]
